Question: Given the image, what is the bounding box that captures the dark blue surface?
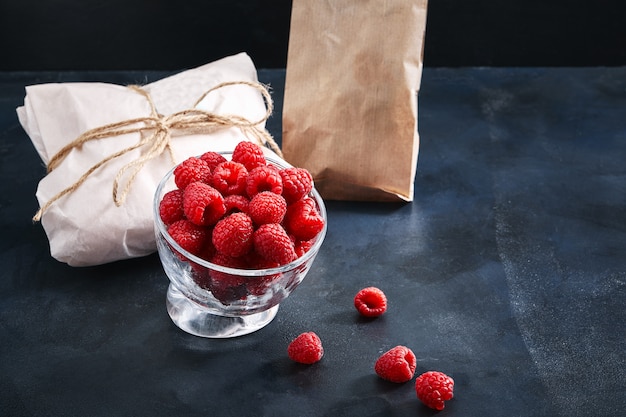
[1,68,625,416]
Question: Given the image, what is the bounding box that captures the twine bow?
[32,80,281,222]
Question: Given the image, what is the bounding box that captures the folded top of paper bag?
[17,52,281,267]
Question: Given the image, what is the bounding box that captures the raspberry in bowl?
[153,143,327,338]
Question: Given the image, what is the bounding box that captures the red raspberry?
[354,287,387,317]
[246,273,282,296]
[173,157,212,190]
[224,194,250,215]
[287,332,324,364]
[248,191,287,225]
[279,167,313,203]
[210,277,248,305]
[246,165,283,197]
[197,233,217,262]
[159,189,184,225]
[210,251,247,269]
[241,251,282,295]
[199,151,227,171]
[284,197,325,241]
[167,219,209,257]
[211,161,248,196]
[415,371,455,411]
[207,252,248,304]
[183,182,226,226]
[294,239,314,258]
[253,223,297,266]
[212,212,254,258]
[374,346,416,383]
[232,141,267,171]
[244,251,281,270]
[188,230,217,288]
[190,264,212,289]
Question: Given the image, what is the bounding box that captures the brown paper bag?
[282,0,428,202]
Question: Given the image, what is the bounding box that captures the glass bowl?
[153,152,327,338]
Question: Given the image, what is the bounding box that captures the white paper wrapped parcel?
[17,53,281,267]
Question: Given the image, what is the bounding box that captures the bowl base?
[166,284,279,338]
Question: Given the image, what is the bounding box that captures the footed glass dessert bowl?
[153,150,327,338]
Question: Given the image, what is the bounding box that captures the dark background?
[1,0,625,71]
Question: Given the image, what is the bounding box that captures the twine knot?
[33,80,281,222]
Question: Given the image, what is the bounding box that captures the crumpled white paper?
[17,52,281,267]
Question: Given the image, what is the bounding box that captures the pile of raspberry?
[158,141,325,304]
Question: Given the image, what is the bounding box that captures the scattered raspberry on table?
[287,332,324,364]
[374,346,416,383]
[354,287,388,317]
[415,371,455,411]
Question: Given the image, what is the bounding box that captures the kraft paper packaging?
[282,0,428,202]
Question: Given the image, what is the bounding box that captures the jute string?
[32,80,281,222]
